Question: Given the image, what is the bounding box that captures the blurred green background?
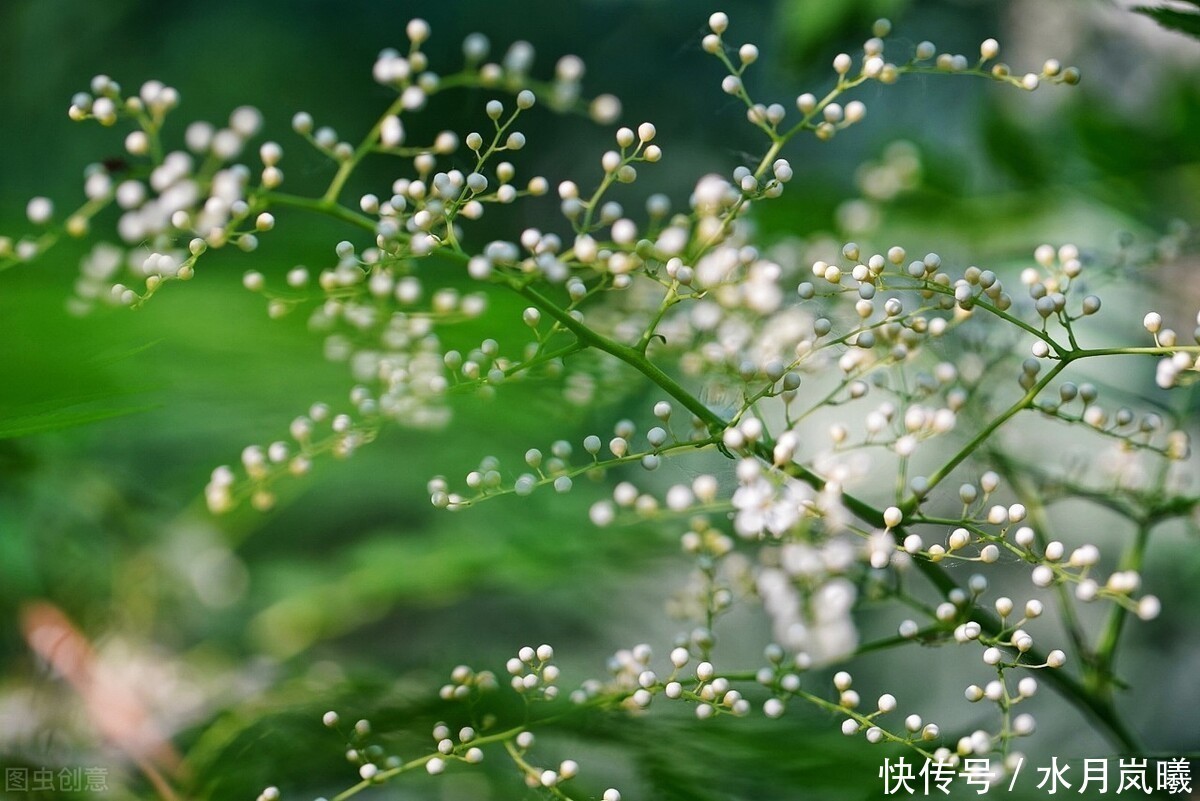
[1,0,1198,799]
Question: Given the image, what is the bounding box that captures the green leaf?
[0,397,158,438]
[776,0,908,60]
[979,101,1051,189]
[1133,6,1200,38]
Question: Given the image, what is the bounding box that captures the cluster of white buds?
[702,12,1077,151]
[1021,537,1161,620]
[505,644,560,699]
[205,395,384,513]
[834,670,942,748]
[1033,378,1189,466]
[909,31,1079,88]
[68,74,181,126]
[1142,309,1200,388]
[596,642,657,699]
[444,405,720,513]
[502,729,585,791]
[688,657,752,719]
[425,719,485,775]
[437,662,498,701]
[321,714,412,783]
[57,76,278,311]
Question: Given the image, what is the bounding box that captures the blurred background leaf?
[1134,3,1200,39]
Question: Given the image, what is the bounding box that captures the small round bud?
[406,18,431,44]
[291,111,314,135]
[883,506,902,528]
[1137,595,1161,621]
[26,197,53,224]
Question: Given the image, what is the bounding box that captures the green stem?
[1092,519,1152,698]
[908,360,1069,511]
[258,191,378,232]
[323,96,407,204]
[635,283,678,353]
[899,277,1067,356]
[994,454,1093,667]
[509,282,726,431]
[1073,346,1200,358]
